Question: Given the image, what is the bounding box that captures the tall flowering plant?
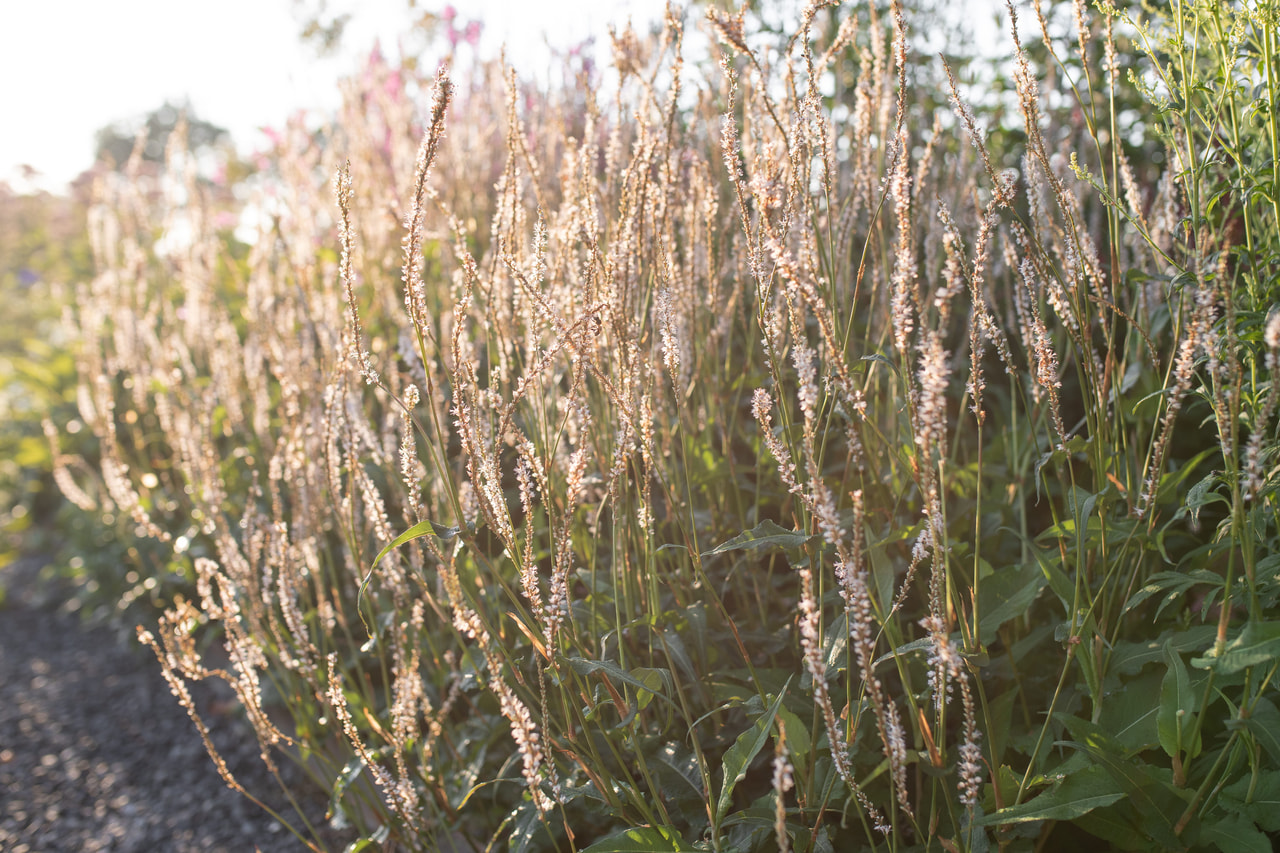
[64,1,1280,850]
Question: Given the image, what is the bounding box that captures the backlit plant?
[61,1,1280,850]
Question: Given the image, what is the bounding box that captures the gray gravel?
[0,558,340,852]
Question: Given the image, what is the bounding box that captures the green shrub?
[0,182,110,609]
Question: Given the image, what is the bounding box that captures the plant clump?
[58,0,1280,850]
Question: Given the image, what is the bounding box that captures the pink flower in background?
[567,37,597,83]
[361,41,406,103]
[441,5,481,50]
[252,126,283,169]
[363,43,387,93]
[384,69,404,101]
[366,40,386,73]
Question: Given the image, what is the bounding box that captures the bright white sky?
[2,0,1013,195]
[0,0,669,193]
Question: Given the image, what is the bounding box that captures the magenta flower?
[384,70,404,101]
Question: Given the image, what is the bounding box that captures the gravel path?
[0,558,338,852]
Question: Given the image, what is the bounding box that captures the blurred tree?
[93,101,230,170]
[293,0,351,55]
[290,0,452,62]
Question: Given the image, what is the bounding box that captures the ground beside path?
[0,558,333,852]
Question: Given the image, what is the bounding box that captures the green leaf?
[1119,358,1142,394]
[776,706,811,764]
[977,561,1047,644]
[656,628,697,686]
[1110,626,1216,675]
[563,657,677,712]
[1234,698,1280,765]
[716,678,790,825]
[358,519,460,635]
[1023,537,1073,612]
[327,757,365,820]
[823,611,848,672]
[630,667,668,711]
[721,809,778,852]
[507,798,550,853]
[1058,717,1188,849]
[1073,805,1150,850]
[975,765,1125,825]
[342,825,389,853]
[1122,569,1223,618]
[959,804,992,853]
[1096,670,1160,752]
[868,535,899,611]
[1219,770,1280,832]
[579,826,694,852]
[1035,435,1089,480]
[652,742,705,799]
[860,352,900,378]
[1199,814,1271,853]
[1184,471,1229,527]
[1193,621,1280,673]
[702,520,810,556]
[872,635,935,668]
[1158,640,1198,758]
[1255,553,1280,587]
